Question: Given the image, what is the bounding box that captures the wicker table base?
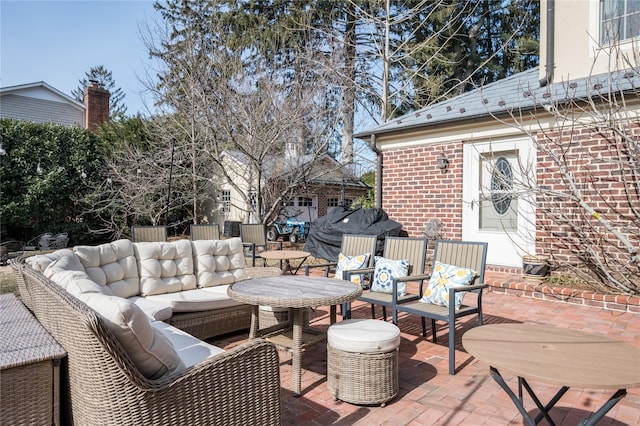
[0,294,66,425]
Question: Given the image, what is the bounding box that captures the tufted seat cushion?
[134,240,196,296]
[145,287,244,312]
[74,239,140,298]
[191,238,248,287]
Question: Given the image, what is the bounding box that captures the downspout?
[370,134,383,208]
[539,0,555,87]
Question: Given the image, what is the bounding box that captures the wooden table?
[228,276,362,396]
[463,323,640,426]
[258,250,311,275]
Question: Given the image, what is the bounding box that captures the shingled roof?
[355,66,640,138]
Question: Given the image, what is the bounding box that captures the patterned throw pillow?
[371,257,409,296]
[335,253,370,285]
[420,261,477,309]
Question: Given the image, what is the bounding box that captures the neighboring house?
[0,81,109,131]
[216,150,369,225]
[355,0,639,271]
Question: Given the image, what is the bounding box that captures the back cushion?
[74,239,140,298]
[27,249,77,273]
[38,250,110,295]
[77,292,185,379]
[191,238,248,288]
[134,239,196,296]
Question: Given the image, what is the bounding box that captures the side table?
[1,293,66,425]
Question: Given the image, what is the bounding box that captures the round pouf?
[327,319,400,406]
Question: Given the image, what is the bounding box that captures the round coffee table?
[228,276,361,396]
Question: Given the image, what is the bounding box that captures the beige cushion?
[328,319,400,354]
[144,287,243,312]
[74,239,140,298]
[27,249,79,273]
[191,238,247,287]
[77,292,185,379]
[152,321,224,368]
[134,240,196,296]
[129,296,173,321]
[40,251,112,295]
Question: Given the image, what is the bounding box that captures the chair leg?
[421,317,427,337]
[342,302,352,319]
[431,319,437,342]
[448,320,456,375]
[370,304,376,319]
[382,305,387,321]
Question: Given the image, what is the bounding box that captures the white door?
[463,138,536,267]
[282,195,317,222]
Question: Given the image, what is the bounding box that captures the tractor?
[266,218,310,243]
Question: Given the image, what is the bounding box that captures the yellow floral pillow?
[335,253,370,285]
[420,261,476,308]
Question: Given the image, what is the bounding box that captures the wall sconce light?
[437,151,449,172]
[36,162,44,176]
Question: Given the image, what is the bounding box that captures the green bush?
[0,119,105,245]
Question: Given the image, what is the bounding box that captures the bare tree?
[140,2,343,226]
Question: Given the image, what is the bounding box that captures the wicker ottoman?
[327,319,400,406]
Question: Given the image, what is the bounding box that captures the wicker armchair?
[13,261,282,426]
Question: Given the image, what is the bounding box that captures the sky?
[1,0,158,116]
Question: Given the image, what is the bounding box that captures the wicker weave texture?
[258,307,311,328]
[15,258,283,425]
[1,294,66,426]
[167,305,252,340]
[327,344,399,406]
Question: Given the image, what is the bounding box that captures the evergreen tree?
[72,65,128,120]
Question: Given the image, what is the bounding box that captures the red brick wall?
[535,125,639,267]
[381,142,464,240]
[379,125,639,272]
[84,83,110,131]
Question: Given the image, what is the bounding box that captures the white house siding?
[0,94,84,127]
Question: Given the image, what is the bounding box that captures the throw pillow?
[371,257,409,296]
[420,261,476,309]
[77,293,185,379]
[335,253,370,285]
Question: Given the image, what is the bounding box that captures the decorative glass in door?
[479,151,518,231]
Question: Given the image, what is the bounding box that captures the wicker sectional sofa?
[12,237,282,425]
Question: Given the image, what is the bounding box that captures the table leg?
[292,307,303,397]
[291,257,308,275]
[490,367,626,426]
[578,389,626,426]
[249,305,259,340]
[330,305,337,324]
[490,367,565,426]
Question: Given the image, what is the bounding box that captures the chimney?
[84,80,110,131]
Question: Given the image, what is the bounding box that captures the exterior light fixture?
[437,151,449,172]
[36,162,44,176]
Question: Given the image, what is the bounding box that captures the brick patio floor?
[212,276,640,426]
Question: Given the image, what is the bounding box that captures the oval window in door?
[490,157,513,215]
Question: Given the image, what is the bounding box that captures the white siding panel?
[0,94,84,127]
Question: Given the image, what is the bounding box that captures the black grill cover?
[304,207,403,262]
